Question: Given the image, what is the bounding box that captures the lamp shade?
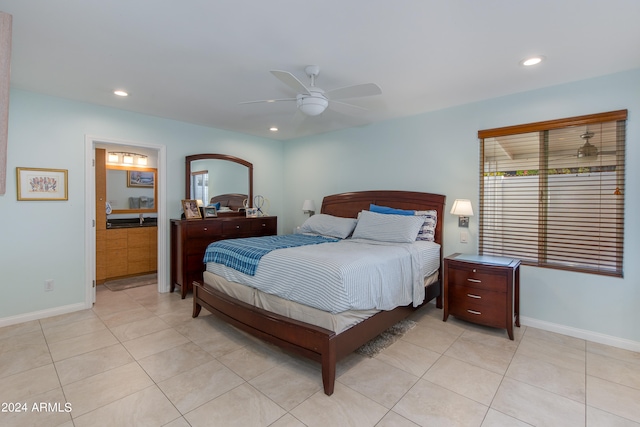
[450,199,474,216]
[302,199,316,212]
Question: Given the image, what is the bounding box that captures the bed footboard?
[193,279,440,395]
[193,281,339,394]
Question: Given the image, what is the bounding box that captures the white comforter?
[205,238,440,313]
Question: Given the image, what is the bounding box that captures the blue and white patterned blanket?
[203,234,339,276]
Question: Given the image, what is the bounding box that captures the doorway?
[84,135,168,307]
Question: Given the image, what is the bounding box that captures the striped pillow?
[299,214,357,239]
[352,210,425,243]
[415,210,437,242]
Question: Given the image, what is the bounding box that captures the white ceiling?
[1,0,639,141]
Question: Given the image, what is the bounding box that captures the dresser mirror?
[185,154,253,211]
[106,165,158,214]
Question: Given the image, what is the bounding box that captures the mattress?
[202,270,439,334]
[206,239,441,313]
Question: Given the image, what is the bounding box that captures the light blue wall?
[2,69,638,347]
[0,89,284,319]
[283,68,640,346]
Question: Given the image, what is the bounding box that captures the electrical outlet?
[44,279,54,291]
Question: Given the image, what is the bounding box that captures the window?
[191,170,208,204]
[478,110,626,277]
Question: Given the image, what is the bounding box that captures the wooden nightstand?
[443,253,521,340]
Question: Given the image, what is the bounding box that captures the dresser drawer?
[448,264,507,292]
[250,217,276,235]
[186,221,222,238]
[222,219,253,236]
[186,237,218,256]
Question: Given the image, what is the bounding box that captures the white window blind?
[478,110,626,277]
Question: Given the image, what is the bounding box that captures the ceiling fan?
[240,65,382,117]
[576,129,616,159]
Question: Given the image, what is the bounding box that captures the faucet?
[139,214,144,225]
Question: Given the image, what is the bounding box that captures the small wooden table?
[443,253,520,340]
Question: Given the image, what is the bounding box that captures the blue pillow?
[209,202,221,210]
[369,204,415,216]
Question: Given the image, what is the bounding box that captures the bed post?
[321,338,337,395]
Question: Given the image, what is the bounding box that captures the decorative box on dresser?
[443,253,521,340]
[170,215,277,298]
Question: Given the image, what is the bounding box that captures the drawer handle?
[261,223,266,227]
[467,278,482,283]
[236,225,240,229]
[203,227,207,231]
[467,293,481,299]
[467,309,482,315]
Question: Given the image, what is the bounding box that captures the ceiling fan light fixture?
[577,141,598,158]
[577,130,598,159]
[297,95,328,116]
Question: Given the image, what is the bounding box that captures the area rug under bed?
[355,319,417,357]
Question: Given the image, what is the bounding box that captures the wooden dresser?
[170,215,277,298]
[443,253,521,340]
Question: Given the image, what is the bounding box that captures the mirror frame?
[185,154,253,208]
[106,164,158,214]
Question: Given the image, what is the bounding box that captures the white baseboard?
[0,302,87,328]
[520,316,640,353]
[3,302,639,354]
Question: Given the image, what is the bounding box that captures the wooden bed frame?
[192,190,446,395]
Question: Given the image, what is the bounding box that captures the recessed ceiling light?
[114,90,128,97]
[520,56,545,67]
[269,127,278,132]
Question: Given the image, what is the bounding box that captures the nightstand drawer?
[449,299,507,328]
[448,264,507,292]
[449,284,507,327]
[449,285,505,308]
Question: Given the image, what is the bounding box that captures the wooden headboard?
[321,190,446,247]
[209,193,248,211]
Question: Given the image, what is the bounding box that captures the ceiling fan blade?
[239,98,296,105]
[329,100,368,112]
[326,83,382,100]
[270,70,310,95]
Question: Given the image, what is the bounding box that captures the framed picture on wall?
[127,170,154,188]
[203,206,217,218]
[182,199,202,219]
[16,167,68,201]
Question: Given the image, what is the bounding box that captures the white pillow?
[415,210,437,242]
[352,210,425,243]
[299,214,357,239]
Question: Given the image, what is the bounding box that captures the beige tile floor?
[1,284,639,427]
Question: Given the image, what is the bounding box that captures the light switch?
[460,230,469,243]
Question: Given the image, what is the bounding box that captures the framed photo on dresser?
[203,206,217,218]
[182,199,202,219]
